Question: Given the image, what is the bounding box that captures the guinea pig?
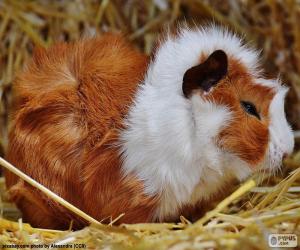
[5,26,294,230]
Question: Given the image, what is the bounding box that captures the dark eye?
[240,101,260,120]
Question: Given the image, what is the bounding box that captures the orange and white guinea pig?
[5,25,294,229]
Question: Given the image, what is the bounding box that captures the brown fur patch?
[5,34,157,229]
[200,57,275,166]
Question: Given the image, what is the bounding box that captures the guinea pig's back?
[5,34,148,229]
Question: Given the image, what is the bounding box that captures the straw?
[0,157,101,226]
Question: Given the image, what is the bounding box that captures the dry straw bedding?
[0,1,300,249]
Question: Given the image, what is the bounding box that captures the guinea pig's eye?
[240,101,260,120]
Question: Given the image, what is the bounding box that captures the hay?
[0,161,299,249]
[0,0,300,249]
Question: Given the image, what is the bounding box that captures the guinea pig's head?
[178,28,294,178]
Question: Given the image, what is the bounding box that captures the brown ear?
[182,50,228,97]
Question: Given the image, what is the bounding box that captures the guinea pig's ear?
[182,50,228,98]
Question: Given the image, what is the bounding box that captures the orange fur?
[203,58,275,165]
[5,34,157,229]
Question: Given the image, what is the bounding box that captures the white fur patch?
[253,77,294,172]
[120,86,232,220]
[119,26,292,221]
[264,85,294,172]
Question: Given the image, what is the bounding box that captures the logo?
[268,234,297,248]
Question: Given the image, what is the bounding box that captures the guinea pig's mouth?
[256,150,284,175]
[257,166,280,174]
